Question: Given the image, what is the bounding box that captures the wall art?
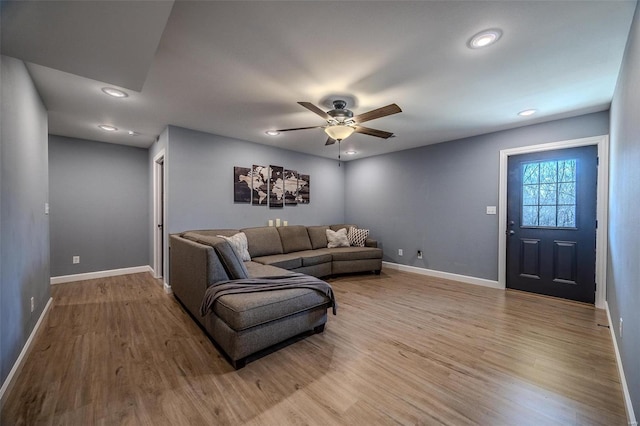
[269,165,284,208]
[233,166,251,203]
[251,164,269,205]
[297,174,310,204]
[284,169,299,205]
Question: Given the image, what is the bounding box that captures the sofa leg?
[374,269,381,275]
[233,357,247,370]
[314,324,325,334]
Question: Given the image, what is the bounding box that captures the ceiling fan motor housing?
[328,100,354,123]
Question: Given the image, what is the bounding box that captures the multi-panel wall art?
[234,165,310,207]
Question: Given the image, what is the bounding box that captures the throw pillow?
[217,232,251,261]
[326,228,350,248]
[347,227,370,247]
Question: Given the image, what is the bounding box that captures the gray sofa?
[170,224,382,368]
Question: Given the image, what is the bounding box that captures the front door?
[506,145,597,303]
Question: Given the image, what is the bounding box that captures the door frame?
[498,135,609,308]
[153,149,169,292]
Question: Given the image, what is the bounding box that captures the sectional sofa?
[170,224,382,368]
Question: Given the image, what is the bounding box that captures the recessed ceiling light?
[101,87,128,98]
[265,130,280,136]
[468,29,503,49]
[128,131,139,136]
[98,124,118,132]
[518,109,537,117]
[345,150,357,155]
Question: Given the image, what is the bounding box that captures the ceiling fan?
[269,100,402,146]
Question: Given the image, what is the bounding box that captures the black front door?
[506,145,597,303]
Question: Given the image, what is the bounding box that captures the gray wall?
[608,2,640,416]
[166,125,345,234]
[0,56,50,388]
[49,135,149,277]
[345,111,609,281]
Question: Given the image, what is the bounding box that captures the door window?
[521,159,577,228]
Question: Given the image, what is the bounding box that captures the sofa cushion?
[320,246,383,261]
[330,224,356,232]
[241,227,284,258]
[307,226,329,249]
[326,228,350,248]
[277,225,312,253]
[181,233,249,279]
[296,250,333,267]
[347,227,370,247]
[183,229,240,238]
[214,288,329,331]
[245,261,293,278]
[218,232,251,261]
[252,253,302,270]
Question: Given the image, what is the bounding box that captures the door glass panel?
[521,159,577,228]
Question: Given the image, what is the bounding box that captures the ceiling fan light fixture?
[468,29,502,49]
[345,150,357,155]
[324,124,355,141]
[265,130,280,136]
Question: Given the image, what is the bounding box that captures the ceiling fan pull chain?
[338,139,341,167]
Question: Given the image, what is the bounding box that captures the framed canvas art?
[233,166,251,203]
[269,165,284,208]
[284,169,299,205]
[251,165,269,205]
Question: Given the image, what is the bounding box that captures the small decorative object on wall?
[297,174,310,204]
[269,165,284,208]
[284,169,299,205]
[251,165,269,205]
[233,166,252,203]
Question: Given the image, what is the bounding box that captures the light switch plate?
[486,206,497,215]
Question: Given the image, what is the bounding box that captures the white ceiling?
[2,1,637,160]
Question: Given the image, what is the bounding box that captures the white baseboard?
[0,297,53,408]
[50,265,152,285]
[605,302,638,426]
[382,261,502,289]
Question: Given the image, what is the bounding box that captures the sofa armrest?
[365,238,378,248]
[170,235,227,324]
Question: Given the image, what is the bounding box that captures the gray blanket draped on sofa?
[200,273,337,317]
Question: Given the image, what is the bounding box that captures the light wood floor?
[1,269,627,425]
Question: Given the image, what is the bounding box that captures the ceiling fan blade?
[298,102,331,120]
[325,137,336,146]
[272,125,324,132]
[354,126,394,139]
[353,103,402,124]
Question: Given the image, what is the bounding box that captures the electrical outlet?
[398,249,403,256]
[30,297,34,313]
[73,256,80,264]
[417,250,423,259]
[619,318,623,337]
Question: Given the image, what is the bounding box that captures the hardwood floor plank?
[0,269,628,425]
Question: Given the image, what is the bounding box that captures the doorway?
[153,150,166,287]
[498,135,609,308]
[506,146,597,303]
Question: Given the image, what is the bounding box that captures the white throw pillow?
[326,228,350,248]
[218,232,251,261]
[348,227,369,247]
